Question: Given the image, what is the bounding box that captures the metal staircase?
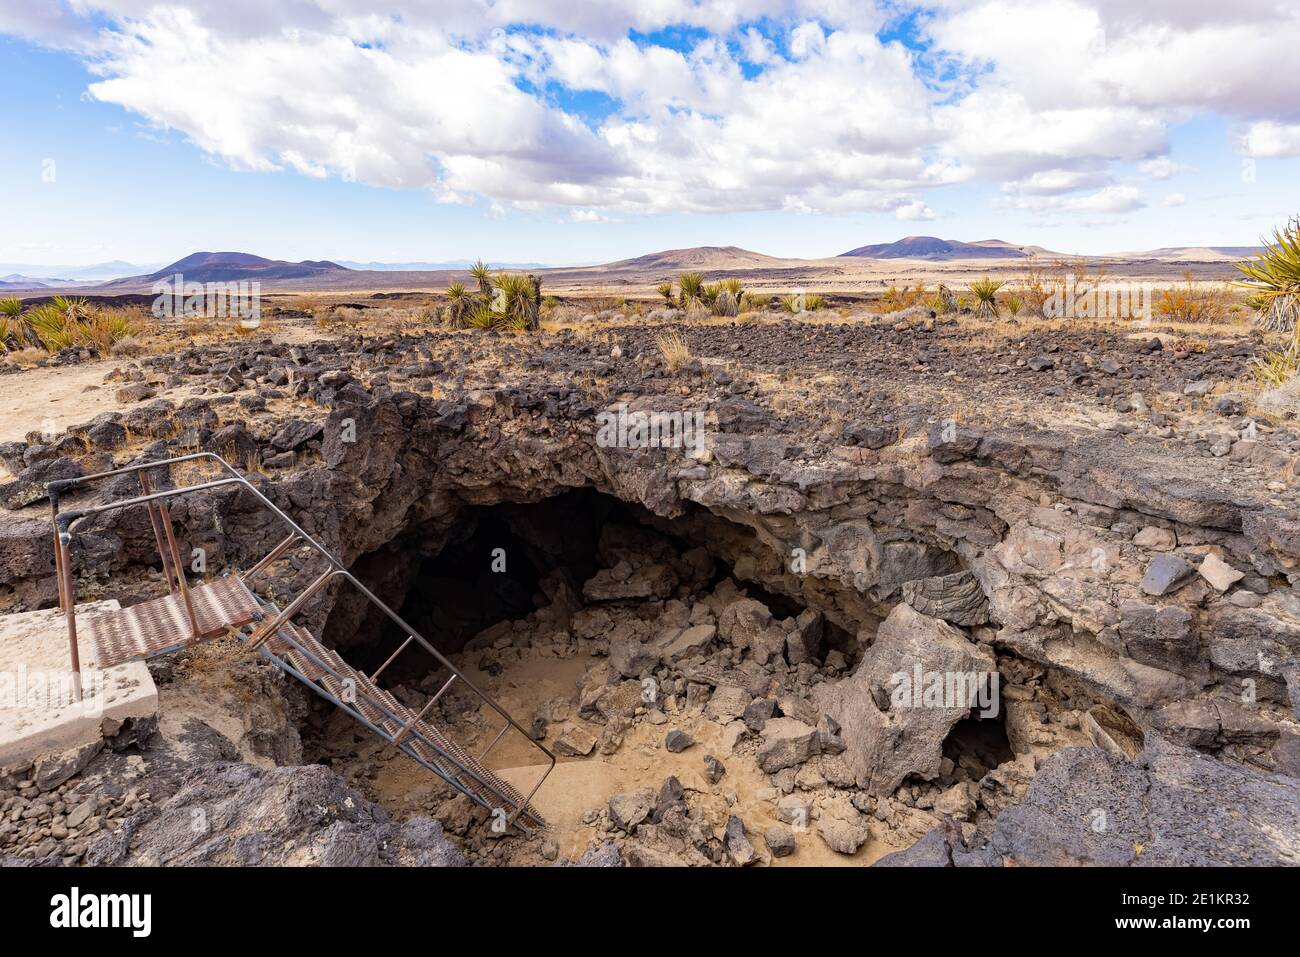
[46,452,553,832]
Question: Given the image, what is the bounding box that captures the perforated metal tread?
[266,622,545,827]
[83,577,262,668]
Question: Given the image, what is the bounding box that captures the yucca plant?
[700,282,720,307]
[25,303,76,351]
[656,281,675,304]
[490,272,541,331]
[1235,215,1300,333]
[467,304,498,329]
[0,297,22,317]
[469,259,492,299]
[969,278,1004,319]
[677,272,704,307]
[720,277,744,298]
[444,281,472,329]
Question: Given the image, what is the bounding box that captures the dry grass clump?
[655,329,691,370]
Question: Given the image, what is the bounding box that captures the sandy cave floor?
[322,650,901,866]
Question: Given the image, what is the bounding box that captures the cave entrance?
[327,488,753,684]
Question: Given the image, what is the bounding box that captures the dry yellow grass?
[655,329,691,369]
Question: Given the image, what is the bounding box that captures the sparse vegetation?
[1,295,144,356]
[443,263,541,332]
[656,281,675,304]
[875,283,928,314]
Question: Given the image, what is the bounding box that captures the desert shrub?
[1004,293,1024,317]
[1236,215,1300,332]
[656,282,675,304]
[0,297,21,317]
[968,278,1004,319]
[1156,272,1232,323]
[875,283,928,314]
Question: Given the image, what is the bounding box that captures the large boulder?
[812,603,996,795]
[85,763,465,866]
[984,736,1300,866]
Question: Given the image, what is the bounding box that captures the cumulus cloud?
[895,200,936,221]
[1239,122,1300,158]
[1,0,1296,219]
[1162,193,1187,207]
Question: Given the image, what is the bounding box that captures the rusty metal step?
[83,576,262,668]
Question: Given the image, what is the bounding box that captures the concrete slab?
[0,601,158,767]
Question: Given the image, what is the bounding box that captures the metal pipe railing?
[47,451,555,823]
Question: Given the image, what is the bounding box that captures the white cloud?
[1239,121,1300,158]
[569,208,620,223]
[1162,193,1187,207]
[1,0,1297,220]
[996,185,1146,214]
[895,200,936,221]
[1139,158,1191,180]
[1002,168,1113,195]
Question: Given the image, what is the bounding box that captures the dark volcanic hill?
[130,252,350,284]
[840,236,1034,260]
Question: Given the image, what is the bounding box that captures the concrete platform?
[0,601,158,768]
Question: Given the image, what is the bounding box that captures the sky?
[1,0,1299,269]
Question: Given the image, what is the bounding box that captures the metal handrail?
[47,451,555,825]
[253,601,541,828]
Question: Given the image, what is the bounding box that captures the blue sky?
[2,1,1299,269]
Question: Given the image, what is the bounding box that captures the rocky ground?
[1,307,1298,866]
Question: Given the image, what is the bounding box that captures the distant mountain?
[133,252,351,284]
[839,236,1043,260]
[337,259,552,271]
[0,276,51,290]
[1124,246,1262,262]
[0,260,158,282]
[598,245,792,272]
